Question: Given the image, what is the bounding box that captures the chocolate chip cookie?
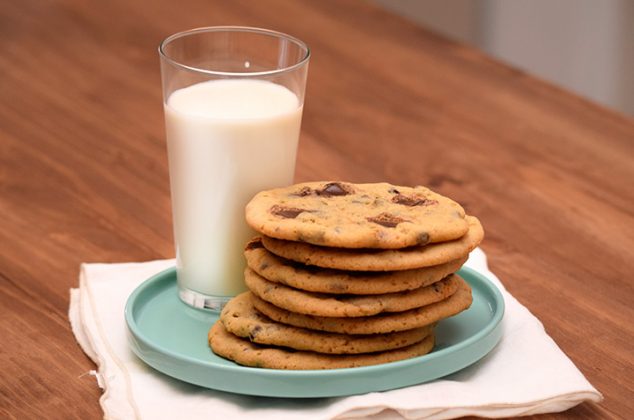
[245,182,468,249]
[251,275,473,335]
[245,237,467,294]
[209,321,435,370]
[220,292,434,354]
[245,268,460,317]
[261,215,483,271]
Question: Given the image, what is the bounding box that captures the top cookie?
[245,182,468,249]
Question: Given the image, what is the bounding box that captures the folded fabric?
[69,248,601,419]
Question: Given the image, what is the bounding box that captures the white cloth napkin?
[69,248,601,419]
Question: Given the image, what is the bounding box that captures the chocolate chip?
[269,205,310,219]
[248,325,263,341]
[367,213,408,228]
[417,232,430,245]
[388,188,401,194]
[245,238,264,251]
[292,186,313,197]
[316,182,353,197]
[391,194,438,207]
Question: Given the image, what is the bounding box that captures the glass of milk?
[159,27,309,311]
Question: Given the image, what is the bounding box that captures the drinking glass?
[159,27,310,310]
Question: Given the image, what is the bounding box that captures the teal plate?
[125,267,504,398]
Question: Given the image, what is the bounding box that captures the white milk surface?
[165,79,302,296]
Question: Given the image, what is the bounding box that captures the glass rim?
[158,26,310,77]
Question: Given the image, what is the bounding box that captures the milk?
[165,79,302,298]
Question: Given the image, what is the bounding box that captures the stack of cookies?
[209,182,484,370]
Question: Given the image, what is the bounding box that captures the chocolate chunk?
[248,325,263,341]
[292,186,313,197]
[269,205,309,219]
[391,194,438,207]
[417,232,430,245]
[367,213,408,228]
[316,182,353,197]
[388,188,401,194]
[245,238,264,250]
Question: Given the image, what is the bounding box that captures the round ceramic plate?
[125,266,504,398]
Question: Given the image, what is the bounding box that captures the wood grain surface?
[1,0,633,418]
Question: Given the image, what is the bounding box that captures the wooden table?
[1,0,632,418]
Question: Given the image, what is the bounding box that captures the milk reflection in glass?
[165,79,302,297]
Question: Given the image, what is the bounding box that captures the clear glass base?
[178,286,232,312]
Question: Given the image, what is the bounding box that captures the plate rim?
[125,265,505,390]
